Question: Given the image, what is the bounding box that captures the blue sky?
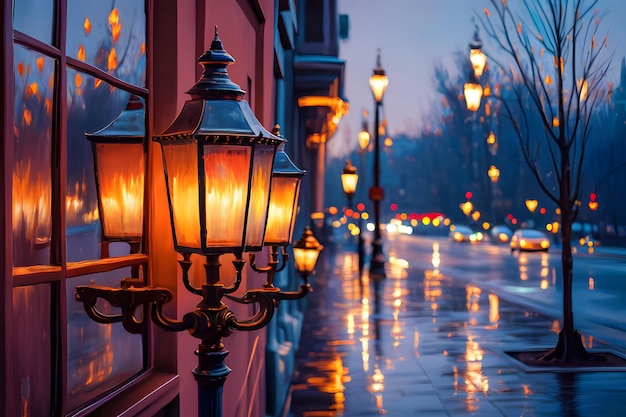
[330,0,626,159]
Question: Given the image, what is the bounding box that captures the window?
[10,0,148,414]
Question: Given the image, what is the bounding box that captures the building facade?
[2,1,345,416]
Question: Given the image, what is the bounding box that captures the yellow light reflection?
[466,285,481,313]
[488,293,500,324]
[588,277,595,290]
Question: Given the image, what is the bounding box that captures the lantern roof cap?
[154,29,284,145]
[86,95,145,142]
[272,124,306,177]
[371,49,386,77]
[342,159,357,175]
[292,226,323,251]
[186,26,245,100]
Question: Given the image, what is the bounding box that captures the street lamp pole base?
[369,240,386,279]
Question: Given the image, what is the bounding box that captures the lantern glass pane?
[245,145,275,250]
[369,74,388,102]
[95,143,144,239]
[341,173,358,195]
[265,177,300,245]
[203,144,251,248]
[464,82,483,112]
[13,46,54,267]
[162,142,201,249]
[293,247,319,274]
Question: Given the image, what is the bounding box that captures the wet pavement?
[285,241,626,417]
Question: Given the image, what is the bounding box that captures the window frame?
[5,2,171,415]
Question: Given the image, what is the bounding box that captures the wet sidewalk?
[285,244,626,417]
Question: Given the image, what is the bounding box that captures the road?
[384,233,626,349]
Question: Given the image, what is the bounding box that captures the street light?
[368,50,388,278]
[85,95,145,259]
[341,159,358,208]
[75,28,318,417]
[250,125,307,290]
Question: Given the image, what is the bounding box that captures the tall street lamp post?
[75,29,322,417]
[357,112,370,273]
[463,24,489,222]
[368,50,388,278]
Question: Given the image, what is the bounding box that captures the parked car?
[450,225,484,244]
[491,225,513,244]
[510,229,550,252]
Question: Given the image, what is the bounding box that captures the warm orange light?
[358,129,370,151]
[36,57,44,73]
[464,82,483,111]
[369,51,388,103]
[264,177,300,246]
[525,199,538,213]
[292,227,323,277]
[488,165,500,182]
[108,9,122,44]
[471,211,481,222]
[107,48,118,72]
[83,17,92,35]
[588,201,598,211]
[341,160,358,199]
[78,45,86,61]
[486,132,496,144]
[460,201,473,217]
[552,116,559,127]
[95,143,144,238]
[470,49,487,78]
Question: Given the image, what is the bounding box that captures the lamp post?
[75,28,321,417]
[356,111,370,273]
[488,165,500,223]
[368,50,388,278]
[463,24,491,224]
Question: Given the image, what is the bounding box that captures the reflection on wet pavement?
[286,244,626,417]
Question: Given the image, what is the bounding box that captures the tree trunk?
[539,151,588,363]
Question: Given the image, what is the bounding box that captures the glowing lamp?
[369,50,388,103]
[525,199,538,213]
[154,30,284,255]
[488,165,500,183]
[263,126,306,246]
[86,95,145,245]
[469,26,487,78]
[341,160,358,205]
[464,80,483,112]
[358,128,371,151]
[292,227,323,280]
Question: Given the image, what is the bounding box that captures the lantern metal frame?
[75,28,318,417]
[249,125,307,295]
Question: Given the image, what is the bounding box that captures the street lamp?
[85,95,145,259]
[368,50,388,278]
[341,159,358,208]
[488,165,500,224]
[250,125,307,290]
[75,28,318,417]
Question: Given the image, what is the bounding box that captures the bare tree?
[479,0,613,363]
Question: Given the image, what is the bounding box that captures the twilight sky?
[329,0,626,159]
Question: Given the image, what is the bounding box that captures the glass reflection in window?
[12,0,55,45]
[13,45,55,267]
[66,69,141,262]
[66,0,146,87]
[66,268,144,410]
[13,284,52,416]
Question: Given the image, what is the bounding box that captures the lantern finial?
[187,27,244,99]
